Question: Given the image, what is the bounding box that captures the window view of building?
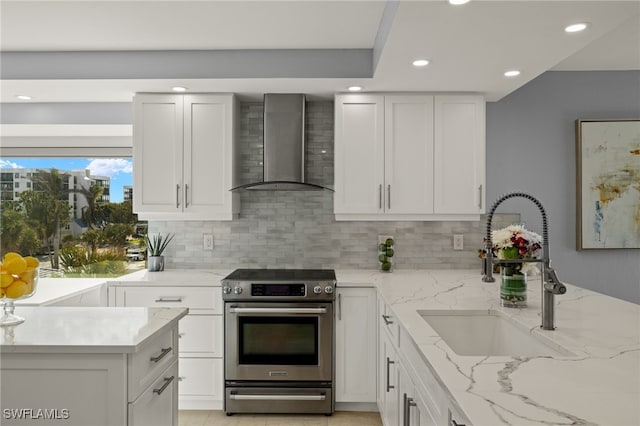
[0,158,145,278]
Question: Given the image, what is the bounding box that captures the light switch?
[203,234,214,250]
[453,234,464,250]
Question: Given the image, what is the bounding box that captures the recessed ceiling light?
[504,70,521,77]
[172,86,187,92]
[449,0,471,5]
[412,59,430,67]
[348,86,363,92]
[16,95,32,100]
[565,23,588,33]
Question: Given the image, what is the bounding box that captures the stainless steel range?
[222,269,336,415]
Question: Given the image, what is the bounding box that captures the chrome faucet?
[482,192,567,330]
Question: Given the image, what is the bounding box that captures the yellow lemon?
[3,256,27,275]
[5,280,28,299]
[2,252,22,263]
[25,256,39,268]
[0,271,14,288]
[19,268,36,293]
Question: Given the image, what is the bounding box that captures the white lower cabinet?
[335,287,377,405]
[0,326,179,426]
[129,360,179,426]
[377,300,470,426]
[109,284,223,410]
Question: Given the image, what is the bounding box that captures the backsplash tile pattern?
[150,101,519,270]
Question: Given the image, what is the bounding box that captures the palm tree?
[77,183,105,230]
[29,168,73,269]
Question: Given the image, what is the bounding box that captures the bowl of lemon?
[0,252,39,326]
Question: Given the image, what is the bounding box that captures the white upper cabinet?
[133,93,238,220]
[334,93,485,221]
[434,95,486,214]
[334,94,385,215]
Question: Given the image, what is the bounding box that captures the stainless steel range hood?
[231,93,332,191]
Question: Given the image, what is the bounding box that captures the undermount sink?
[419,310,574,357]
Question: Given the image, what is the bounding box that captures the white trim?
[0,124,132,137]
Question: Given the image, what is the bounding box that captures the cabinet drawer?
[179,315,222,356]
[129,327,178,399]
[178,358,223,399]
[116,286,221,312]
[379,298,399,348]
[129,361,178,426]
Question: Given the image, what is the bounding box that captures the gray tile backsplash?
[150,101,518,270]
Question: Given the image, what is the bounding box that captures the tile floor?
[179,410,383,426]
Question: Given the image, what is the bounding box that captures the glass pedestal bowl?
[1,267,39,326]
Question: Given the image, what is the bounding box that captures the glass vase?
[1,267,39,326]
[500,266,527,308]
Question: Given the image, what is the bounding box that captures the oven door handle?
[229,394,326,401]
[228,307,327,314]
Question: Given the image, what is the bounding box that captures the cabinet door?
[129,361,178,426]
[378,333,399,426]
[385,95,434,214]
[133,94,183,214]
[335,287,377,403]
[434,95,486,214]
[334,94,385,215]
[183,94,235,218]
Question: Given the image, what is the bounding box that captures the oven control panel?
[221,281,335,301]
[251,283,306,297]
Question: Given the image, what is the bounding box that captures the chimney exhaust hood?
[231,93,332,191]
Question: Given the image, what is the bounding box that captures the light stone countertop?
[0,306,188,353]
[336,269,640,426]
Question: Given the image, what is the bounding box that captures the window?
[0,156,146,278]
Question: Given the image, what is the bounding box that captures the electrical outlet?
[453,234,464,250]
[203,234,214,251]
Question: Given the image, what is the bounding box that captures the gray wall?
[486,70,640,303]
[152,101,517,272]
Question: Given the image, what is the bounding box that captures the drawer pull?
[386,357,395,392]
[450,420,466,426]
[382,314,393,325]
[154,297,183,303]
[153,376,175,395]
[150,347,172,363]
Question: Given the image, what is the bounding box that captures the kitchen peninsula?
[337,269,640,426]
[0,306,188,426]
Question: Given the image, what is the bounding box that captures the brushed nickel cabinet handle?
[386,357,395,392]
[387,184,391,210]
[176,184,180,208]
[478,184,483,209]
[382,314,393,325]
[379,184,383,209]
[154,297,183,303]
[338,293,342,321]
[150,347,172,363]
[153,376,175,395]
[185,183,189,207]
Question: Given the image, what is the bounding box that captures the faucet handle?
[544,267,567,295]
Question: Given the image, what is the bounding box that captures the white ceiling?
[1,0,639,104]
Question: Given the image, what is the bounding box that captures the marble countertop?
[336,269,640,426]
[16,277,106,306]
[0,307,188,354]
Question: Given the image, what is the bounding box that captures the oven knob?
[324,286,334,294]
[233,287,243,295]
[222,286,232,294]
[313,286,322,294]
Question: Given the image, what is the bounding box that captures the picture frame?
[576,119,640,250]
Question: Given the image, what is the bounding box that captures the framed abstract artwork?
[576,119,640,250]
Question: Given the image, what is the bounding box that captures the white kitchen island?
[0,306,188,426]
[336,269,640,426]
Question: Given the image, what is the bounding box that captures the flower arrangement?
[484,225,542,273]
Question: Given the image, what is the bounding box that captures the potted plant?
[145,233,174,272]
